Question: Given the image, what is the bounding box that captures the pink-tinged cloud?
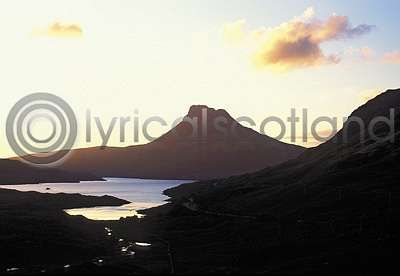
[251,8,374,71]
[383,51,400,64]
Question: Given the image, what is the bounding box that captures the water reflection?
[0,178,193,221]
[135,242,151,247]
[65,203,146,221]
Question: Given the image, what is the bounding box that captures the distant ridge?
[0,159,101,185]
[56,105,305,180]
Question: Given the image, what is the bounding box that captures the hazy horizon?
[1,0,400,157]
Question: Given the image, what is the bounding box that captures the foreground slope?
[0,188,129,272]
[156,89,400,273]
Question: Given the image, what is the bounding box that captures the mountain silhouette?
[59,105,305,180]
[159,89,400,273]
[166,88,400,214]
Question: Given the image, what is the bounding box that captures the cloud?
[222,19,246,45]
[223,7,374,71]
[253,10,374,71]
[33,22,83,38]
[302,7,316,20]
[383,51,400,64]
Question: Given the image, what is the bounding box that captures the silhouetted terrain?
[57,105,304,180]
[0,159,102,185]
[0,188,128,209]
[140,89,400,273]
[0,189,129,273]
[3,90,400,273]
[166,89,400,209]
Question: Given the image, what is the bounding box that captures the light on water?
[0,178,193,221]
[65,205,145,221]
[135,242,151,247]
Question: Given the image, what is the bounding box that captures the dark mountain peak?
[301,88,400,165]
[155,105,239,143]
[157,104,263,143]
[349,88,400,122]
[336,88,400,142]
[187,105,210,116]
[151,104,304,164]
[187,105,232,121]
[58,104,304,180]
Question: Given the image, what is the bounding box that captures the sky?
[0,0,399,157]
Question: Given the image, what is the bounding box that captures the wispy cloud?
[345,46,375,60]
[223,7,375,71]
[33,22,83,38]
[383,51,400,64]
